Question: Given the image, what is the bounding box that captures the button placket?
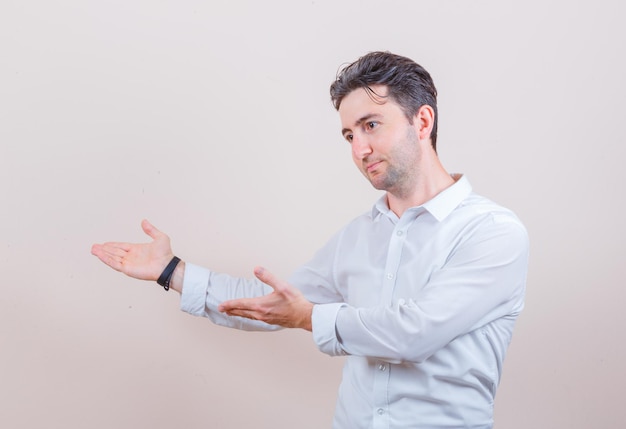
[372,359,390,429]
[380,223,406,304]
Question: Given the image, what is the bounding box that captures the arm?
[91,220,302,331]
[219,215,528,356]
[315,216,529,363]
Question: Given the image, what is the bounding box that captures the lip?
[366,160,383,172]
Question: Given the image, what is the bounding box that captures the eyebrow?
[341,113,382,137]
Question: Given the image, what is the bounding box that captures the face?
[339,86,422,197]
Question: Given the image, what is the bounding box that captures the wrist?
[301,302,314,332]
[167,260,186,294]
[156,256,182,291]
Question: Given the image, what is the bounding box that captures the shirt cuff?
[180,263,211,316]
[312,302,348,357]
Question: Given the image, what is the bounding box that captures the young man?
[92,51,529,428]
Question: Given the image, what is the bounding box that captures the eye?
[365,121,378,131]
[344,133,353,143]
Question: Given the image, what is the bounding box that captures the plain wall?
[1,1,624,428]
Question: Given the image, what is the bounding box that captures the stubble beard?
[368,162,414,199]
[365,127,419,198]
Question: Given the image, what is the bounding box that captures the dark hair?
[330,51,439,150]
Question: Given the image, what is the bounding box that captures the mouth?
[365,160,383,173]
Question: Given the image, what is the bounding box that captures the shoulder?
[457,192,529,248]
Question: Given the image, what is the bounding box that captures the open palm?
[91,219,174,281]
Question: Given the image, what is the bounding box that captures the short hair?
[330,51,439,150]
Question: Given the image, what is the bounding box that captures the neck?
[386,154,455,217]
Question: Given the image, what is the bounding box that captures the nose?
[351,134,373,160]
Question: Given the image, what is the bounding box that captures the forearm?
[313,215,529,362]
[315,297,517,364]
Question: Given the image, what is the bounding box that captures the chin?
[369,179,389,191]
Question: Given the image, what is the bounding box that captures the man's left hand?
[218,267,314,331]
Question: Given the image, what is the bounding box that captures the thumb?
[141,219,163,240]
[254,266,283,292]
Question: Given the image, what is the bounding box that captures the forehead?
[338,85,403,125]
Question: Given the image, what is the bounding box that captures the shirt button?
[377,408,385,415]
[378,364,386,371]
[386,273,394,280]
[396,230,403,236]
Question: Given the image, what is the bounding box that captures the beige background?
[1,0,624,428]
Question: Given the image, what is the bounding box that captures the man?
[92,51,529,428]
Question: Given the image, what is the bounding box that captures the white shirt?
[180,175,529,428]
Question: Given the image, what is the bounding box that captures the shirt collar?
[372,174,473,222]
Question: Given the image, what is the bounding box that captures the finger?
[218,297,254,313]
[91,243,118,260]
[223,308,257,320]
[253,266,285,292]
[95,242,132,252]
[91,243,102,257]
[102,242,132,253]
[101,245,128,259]
[141,219,163,240]
[91,244,124,271]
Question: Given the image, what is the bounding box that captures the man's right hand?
[91,219,176,283]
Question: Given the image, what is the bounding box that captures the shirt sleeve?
[311,303,348,356]
[179,227,349,332]
[179,262,282,332]
[312,213,529,363]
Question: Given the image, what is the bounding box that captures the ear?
[413,105,435,142]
